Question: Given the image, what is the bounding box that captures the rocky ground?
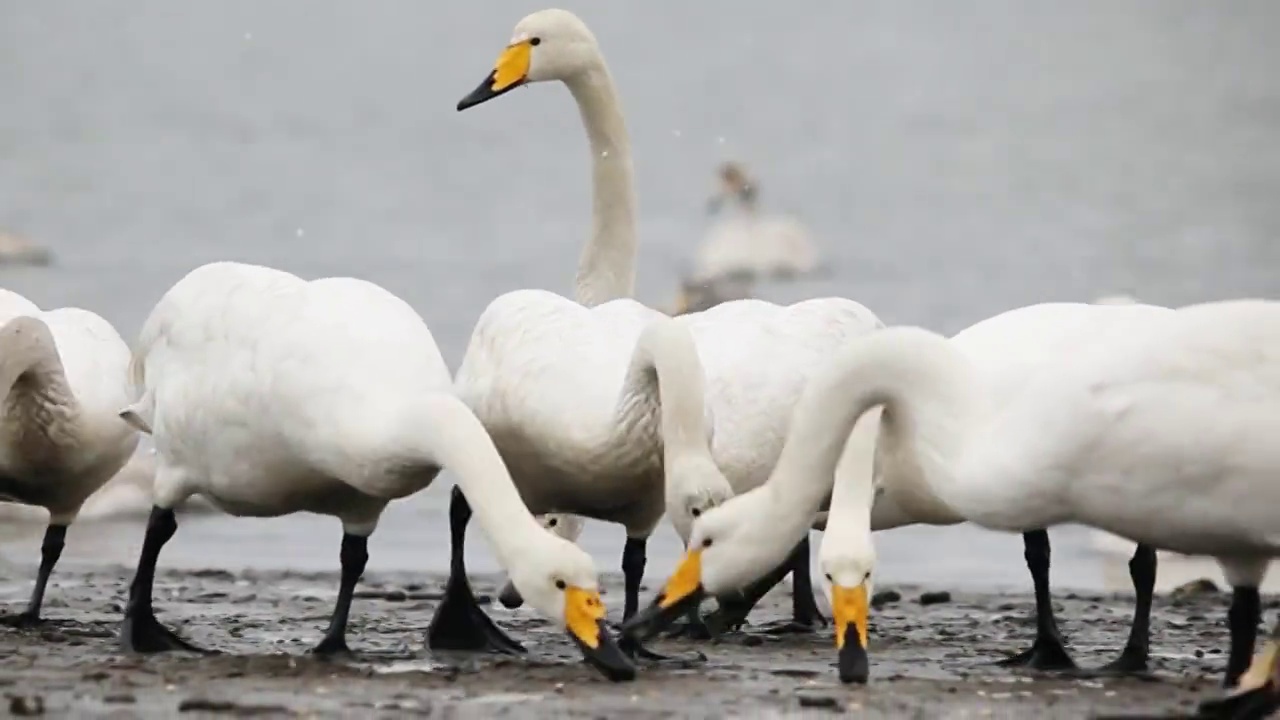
[0,566,1268,718]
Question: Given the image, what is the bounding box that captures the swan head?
[498,513,586,608]
[507,530,636,681]
[621,486,801,640]
[665,455,735,546]
[457,9,603,111]
[818,536,875,685]
[707,162,758,215]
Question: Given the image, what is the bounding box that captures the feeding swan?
[445,7,884,653]
[630,299,1280,691]
[114,261,635,680]
[624,301,1181,682]
[0,290,138,625]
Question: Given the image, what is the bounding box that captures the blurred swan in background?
[0,230,52,266]
[693,162,818,283]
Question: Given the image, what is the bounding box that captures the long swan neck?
[770,327,975,520]
[627,318,711,469]
[423,396,546,564]
[566,65,637,307]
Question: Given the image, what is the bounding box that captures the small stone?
[1195,649,1205,658]
[871,590,901,607]
[741,635,763,647]
[918,591,952,605]
[795,691,843,710]
[103,694,136,704]
[8,696,45,716]
[1171,578,1220,599]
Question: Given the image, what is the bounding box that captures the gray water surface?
[1,1,1278,593]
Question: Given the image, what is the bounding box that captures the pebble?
[871,590,901,607]
[1171,578,1220,598]
[8,695,45,716]
[795,691,843,710]
[919,591,952,606]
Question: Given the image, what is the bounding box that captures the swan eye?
[701,537,713,548]
[825,573,833,583]
[530,37,542,46]
[864,572,872,582]
[690,508,701,518]
[548,518,558,527]
[555,579,566,590]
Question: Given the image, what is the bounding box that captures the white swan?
[0,289,138,625]
[694,161,818,282]
[624,301,1180,681]
[630,299,1280,693]
[448,8,884,648]
[114,261,635,680]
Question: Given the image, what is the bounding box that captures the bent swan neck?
[624,318,712,471]
[566,66,637,307]
[769,327,976,525]
[424,396,549,565]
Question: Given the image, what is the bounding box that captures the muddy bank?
[0,566,1263,718]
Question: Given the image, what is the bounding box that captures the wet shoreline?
[0,566,1257,718]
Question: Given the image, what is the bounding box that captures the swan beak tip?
[833,582,870,684]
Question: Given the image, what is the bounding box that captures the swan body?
[454,9,886,638]
[117,262,634,678]
[458,290,882,537]
[0,289,138,623]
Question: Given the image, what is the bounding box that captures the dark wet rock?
[918,591,952,605]
[7,695,45,716]
[189,569,236,581]
[103,693,136,704]
[1170,578,1219,599]
[872,590,901,607]
[178,698,289,714]
[795,690,843,710]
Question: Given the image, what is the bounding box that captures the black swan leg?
[1198,615,1280,719]
[616,537,705,665]
[120,507,207,653]
[0,523,66,627]
[426,486,524,655]
[754,535,827,635]
[1224,586,1262,688]
[1093,543,1156,675]
[311,532,369,656]
[996,529,1077,671]
[702,538,807,636]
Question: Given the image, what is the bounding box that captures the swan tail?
[119,389,155,435]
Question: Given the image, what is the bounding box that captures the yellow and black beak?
[457,39,534,111]
[620,549,707,640]
[832,582,870,684]
[1198,636,1280,718]
[563,586,636,682]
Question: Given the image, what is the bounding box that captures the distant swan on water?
[693,162,818,282]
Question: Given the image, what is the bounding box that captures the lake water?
[1,1,1279,596]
